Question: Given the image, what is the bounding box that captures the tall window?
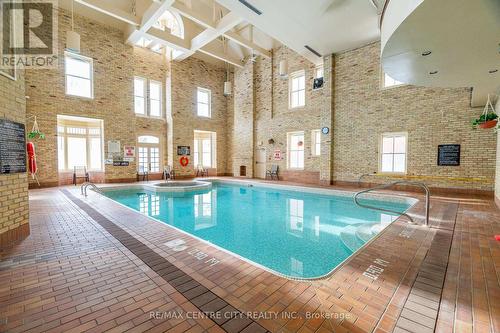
[289,70,305,109]
[65,52,93,99]
[57,116,103,171]
[137,135,161,172]
[382,72,404,88]
[311,129,321,156]
[193,130,216,168]
[149,80,162,117]
[134,77,146,115]
[197,87,211,117]
[287,131,304,169]
[380,133,407,173]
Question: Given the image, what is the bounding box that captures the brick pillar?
[319,55,334,185]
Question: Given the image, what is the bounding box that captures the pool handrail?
[353,181,430,226]
[81,182,102,197]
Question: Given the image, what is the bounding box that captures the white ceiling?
[58,0,382,67]
[215,0,382,65]
[381,0,500,107]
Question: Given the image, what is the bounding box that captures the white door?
[255,148,266,179]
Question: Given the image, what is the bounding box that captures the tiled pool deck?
[0,178,499,333]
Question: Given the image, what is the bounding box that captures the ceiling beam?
[139,0,175,33]
[127,0,175,45]
[172,3,271,58]
[75,0,140,26]
[199,43,243,68]
[224,31,271,58]
[171,2,216,29]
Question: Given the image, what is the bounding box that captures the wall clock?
[321,127,329,134]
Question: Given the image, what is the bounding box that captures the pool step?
[355,223,382,242]
[339,225,366,252]
[340,223,385,252]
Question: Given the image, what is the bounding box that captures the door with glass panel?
[137,135,161,173]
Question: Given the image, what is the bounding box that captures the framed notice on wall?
[437,144,460,166]
[177,146,190,155]
[0,119,26,173]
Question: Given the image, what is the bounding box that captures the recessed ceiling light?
[430,71,438,75]
[489,69,498,74]
[421,51,432,56]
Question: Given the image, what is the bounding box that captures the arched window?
[138,135,160,144]
[155,10,184,39]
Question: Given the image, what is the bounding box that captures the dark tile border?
[61,189,270,333]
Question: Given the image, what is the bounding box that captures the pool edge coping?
[82,179,423,281]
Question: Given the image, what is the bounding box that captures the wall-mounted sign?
[0,119,27,174]
[273,149,282,161]
[108,140,121,154]
[438,144,460,166]
[113,161,129,166]
[123,145,135,158]
[177,145,191,156]
[321,127,329,134]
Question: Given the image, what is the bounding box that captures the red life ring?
[27,142,37,176]
[180,156,189,167]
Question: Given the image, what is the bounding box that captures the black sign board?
[112,161,129,166]
[177,145,190,155]
[437,144,460,166]
[0,119,27,174]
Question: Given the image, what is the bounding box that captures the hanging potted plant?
[472,95,498,129]
[27,116,46,139]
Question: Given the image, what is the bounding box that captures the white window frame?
[134,76,147,115]
[57,116,104,172]
[289,70,306,109]
[149,80,162,118]
[287,131,305,170]
[197,87,211,118]
[381,70,405,89]
[311,129,321,156]
[379,132,408,174]
[64,51,94,99]
[193,130,216,168]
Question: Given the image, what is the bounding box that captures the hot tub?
[144,180,211,192]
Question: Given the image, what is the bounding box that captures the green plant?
[28,130,45,139]
[471,112,498,128]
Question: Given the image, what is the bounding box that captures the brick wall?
[0,72,29,247]
[333,42,497,191]
[170,57,229,177]
[495,99,500,205]
[25,8,169,186]
[251,46,330,183]
[230,60,254,177]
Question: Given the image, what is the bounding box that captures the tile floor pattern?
[0,182,499,333]
[60,189,269,333]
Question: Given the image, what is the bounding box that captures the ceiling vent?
[238,0,262,15]
[305,45,322,58]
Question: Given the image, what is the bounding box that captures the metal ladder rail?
[358,173,376,186]
[80,182,102,197]
[353,181,430,226]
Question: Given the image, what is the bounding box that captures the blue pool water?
[103,183,411,278]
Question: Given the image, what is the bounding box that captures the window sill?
[288,106,305,111]
[65,93,94,100]
[135,114,165,120]
[377,172,407,176]
[287,168,305,171]
[196,115,212,119]
[380,83,407,91]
